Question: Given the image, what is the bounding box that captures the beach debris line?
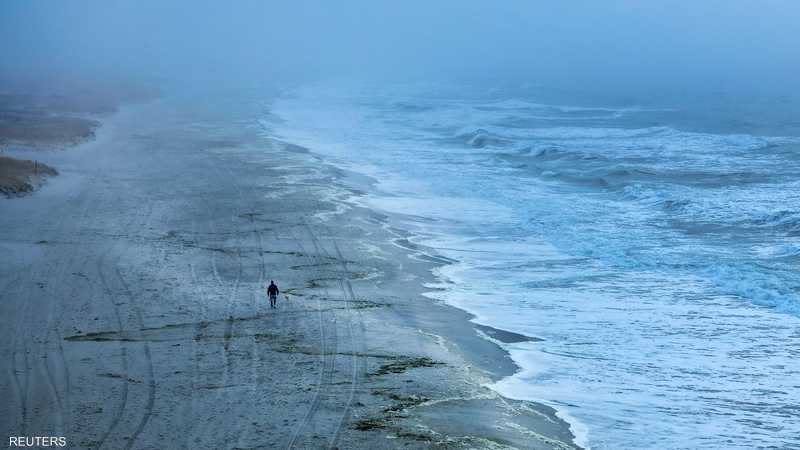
[371,357,443,377]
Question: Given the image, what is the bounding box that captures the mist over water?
[4,2,800,449]
[3,0,800,101]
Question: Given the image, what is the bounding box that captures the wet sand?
[0,92,580,449]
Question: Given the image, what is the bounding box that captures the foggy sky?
[1,1,798,96]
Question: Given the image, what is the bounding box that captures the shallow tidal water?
[268,83,800,449]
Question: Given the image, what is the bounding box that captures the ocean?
[267,82,800,449]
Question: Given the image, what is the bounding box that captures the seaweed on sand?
[371,357,442,377]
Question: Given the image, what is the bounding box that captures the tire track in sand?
[94,250,131,450]
[305,224,364,450]
[92,198,156,450]
[284,224,337,450]
[10,192,82,438]
[113,266,156,450]
[185,158,246,449]
[41,191,95,439]
[182,216,225,450]
[327,237,367,450]
[4,273,30,435]
[92,188,142,450]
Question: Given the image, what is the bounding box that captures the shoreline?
[0,90,581,449]
[307,138,590,450]
[315,157,584,449]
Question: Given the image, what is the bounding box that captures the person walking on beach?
[267,280,279,308]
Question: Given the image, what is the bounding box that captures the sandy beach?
[0,92,580,449]
[5,3,800,448]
